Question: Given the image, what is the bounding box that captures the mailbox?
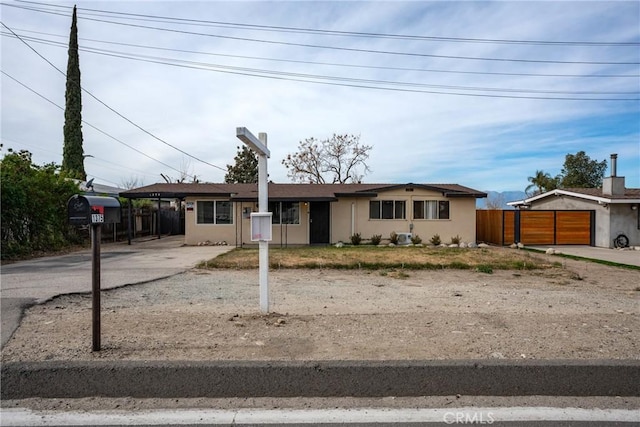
[68,195,121,226]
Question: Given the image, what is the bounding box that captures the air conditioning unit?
[396,232,412,245]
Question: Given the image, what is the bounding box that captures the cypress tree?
[62,5,86,180]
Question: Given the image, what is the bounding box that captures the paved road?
[0,236,233,348]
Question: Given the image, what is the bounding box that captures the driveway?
[528,245,640,267]
[0,236,233,348]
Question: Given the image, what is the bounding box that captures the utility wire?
[5,2,639,65]
[75,16,640,66]
[0,69,198,179]
[6,28,639,79]
[4,31,638,99]
[1,21,228,173]
[13,0,640,46]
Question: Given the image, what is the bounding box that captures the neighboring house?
[508,154,640,248]
[121,183,486,246]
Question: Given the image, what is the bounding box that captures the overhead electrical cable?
[3,30,637,99]
[72,16,640,66]
[4,2,639,65]
[1,21,227,173]
[5,28,639,79]
[1,69,197,179]
[12,0,640,47]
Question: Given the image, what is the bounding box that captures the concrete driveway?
[528,245,640,267]
[0,236,233,348]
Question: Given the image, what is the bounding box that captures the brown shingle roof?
[120,182,487,200]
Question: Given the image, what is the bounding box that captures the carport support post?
[91,223,101,351]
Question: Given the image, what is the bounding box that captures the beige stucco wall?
[184,197,311,246]
[185,190,479,246]
[331,188,478,244]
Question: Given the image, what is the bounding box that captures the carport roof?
[120,182,487,201]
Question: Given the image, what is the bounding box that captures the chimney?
[602,153,625,196]
[610,153,617,177]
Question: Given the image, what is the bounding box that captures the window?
[413,200,450,220]
[269,201,300,224]
[369,200,406,219]
[196,201,233,224]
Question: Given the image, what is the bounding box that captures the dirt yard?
[2,255,639,362]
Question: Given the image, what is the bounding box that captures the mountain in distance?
[476,191,527,209]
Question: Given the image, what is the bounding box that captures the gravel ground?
[1,256,639,362]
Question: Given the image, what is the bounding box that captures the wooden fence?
[476,210,593,246]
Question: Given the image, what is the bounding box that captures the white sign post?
[236,127,271,313]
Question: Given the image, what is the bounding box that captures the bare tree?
[161,158,199,183]
[282,134,372,184]
[120,176,143,190]
[485,193,505,210]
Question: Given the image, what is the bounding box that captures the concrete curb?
[2,360,639,399]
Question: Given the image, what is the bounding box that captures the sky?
[1,0,639,192]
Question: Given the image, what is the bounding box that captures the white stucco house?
[509,154,640,248]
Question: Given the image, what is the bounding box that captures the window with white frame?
[196,201,233,224]
[413,200,449,220]
[369,200,406,219]
[269,201,300,224]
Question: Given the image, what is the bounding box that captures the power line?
[76,16,640,66]
[5,2,639,65]
[13,0,640,47]
[6,28,639,79]
[1,21,228,173]
[1,69,199,179]
[4,31,638,100]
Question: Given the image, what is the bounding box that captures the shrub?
[370,234,382,245]
[389,231,399,245]
[476,264,493,274]
[350,232,362,245]
[430,234,441,246]
[451,235,462,245]
[411,234,422,244]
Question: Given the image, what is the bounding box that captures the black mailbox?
[68,195,121,226]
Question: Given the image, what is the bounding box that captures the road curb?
[2,360,639,399]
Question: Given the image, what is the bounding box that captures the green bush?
[370,234,382,245]
[430,234,441,246]
[411,234,422,244]
[451,235,462,245]
[1,149,80,259]
[389,231,399,245]
[350,232,362,245]
[476,264,493,274]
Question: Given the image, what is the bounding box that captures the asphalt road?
[0,236,232,348]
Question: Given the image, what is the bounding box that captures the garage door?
[555,211,592,245]
[517,210,594,246]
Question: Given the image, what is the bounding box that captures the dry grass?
[198,245,556,271]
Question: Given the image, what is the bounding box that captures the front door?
[309,202,330,244]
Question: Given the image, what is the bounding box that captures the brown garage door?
[555,211,592,245]
[476,210,594,246]
[520,211,555,245]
